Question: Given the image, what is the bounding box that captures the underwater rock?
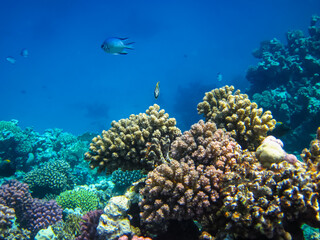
[35,226,57,240]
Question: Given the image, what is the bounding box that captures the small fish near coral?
[154,81,160,99]
[101,37,134,55]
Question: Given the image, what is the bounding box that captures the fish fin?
[119,52,128,55]
[119,37,129,40]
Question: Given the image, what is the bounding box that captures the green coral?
[51,213,82,240]
[24,160,75,198]
[111,169,145,194]
[56,188,99,213]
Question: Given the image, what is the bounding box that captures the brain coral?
[85,104,181,173]
[197,85,276,150]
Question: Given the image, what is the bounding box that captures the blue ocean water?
[0,0,319,135]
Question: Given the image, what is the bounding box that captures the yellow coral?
[85,104,181,173]
[197,85,276,150]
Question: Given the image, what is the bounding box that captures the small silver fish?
[217,72,222,81]
[6,56,16,64]
[101,37,134,55]
[154,81,160,99]
[20,48,29,57]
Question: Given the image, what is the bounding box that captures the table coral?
[197,85,276,150]
[85,104,181,173]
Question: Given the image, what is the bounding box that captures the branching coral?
[139,159,222,226]
[170,120,242,171]
[85,104,181,173]
[197,85,276,150]
[56,188,100,213]
[23,159,75,198]
[140,120,242,231]
[0,180,63,238]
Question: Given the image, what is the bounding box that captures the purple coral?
[21,198,62,235]
[0,180,32,219]
[76,209,103,240]
[0,203,15,229]
[0,180,63,237]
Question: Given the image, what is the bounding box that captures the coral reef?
[301,127,320,164]
[118,235,152,240]
[56,188,100,213]
[197,85,276,150]
[0,180,63,238]
[139,159,222,226]
[76,209,103,240]
[140,120,242,231]
[23,159,75,198]
[35,226,56,240]
[247,15,320,152]
[97,195,139,240]
[0,203,15,229]
[51,213,82,240]
[85,104,181,173]
[112,169,145,192]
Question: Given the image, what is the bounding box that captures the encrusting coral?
[85,104,181,173]
[197,85,276,150]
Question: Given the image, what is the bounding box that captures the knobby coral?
[140,120,242,231]
[85,104,181,173]
[197,85,276,150]
[0,180,63,238]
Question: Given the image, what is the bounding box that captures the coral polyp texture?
[170,120,242,171]
[301,127,320,164]
[23,159,75,198]
[85,104,181,173]
[139,120,242,231]
[139,159,222,225]
[197,85,276,150]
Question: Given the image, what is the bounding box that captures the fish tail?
[125,42,135,49]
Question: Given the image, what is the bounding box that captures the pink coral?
[139,159,222,225]
[118,235,152,240]
[170,120,242,172]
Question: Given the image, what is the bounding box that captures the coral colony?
[0,16,320,240]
